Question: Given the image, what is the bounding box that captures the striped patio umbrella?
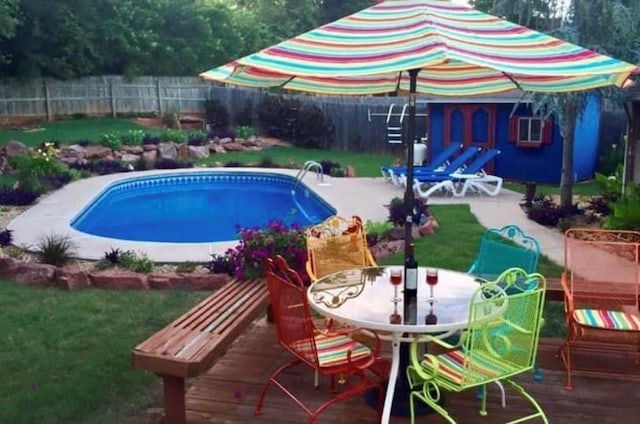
[199,0,637,251]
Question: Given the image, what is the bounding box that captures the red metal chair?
[256,255,387,423]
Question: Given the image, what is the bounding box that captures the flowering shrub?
[214,220,308,283]
[9,141,69,193]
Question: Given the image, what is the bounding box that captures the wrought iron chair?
[305,215,377,282]
[256,255,386,423]
[558,228,640,390]
[406,274,548,424]
[468,224,540,282]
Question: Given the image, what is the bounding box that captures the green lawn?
[197,145,394,178]
[504,180,602,197]
[0,118,163,147]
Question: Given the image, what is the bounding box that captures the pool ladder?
[295,161,324,188]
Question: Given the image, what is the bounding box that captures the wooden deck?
[183,318,640,423]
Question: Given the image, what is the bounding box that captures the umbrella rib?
[279,75,296,89]
[502,71,523,91]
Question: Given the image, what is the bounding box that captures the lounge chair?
[397,145,482,187]
[413,149,502,198]
[381,143,462,184]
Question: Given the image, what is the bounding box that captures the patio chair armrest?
[467,260,479,274]
[410,339,440,381]
[415,334,461,350]
[560,271,574,314]
[305,261,318,282]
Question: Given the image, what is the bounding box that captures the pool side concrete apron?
[7,169,563,265]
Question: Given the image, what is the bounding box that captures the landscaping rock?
[84,145,112,159]
[5,140,26,157]
[122,145,144,154]
[210,144,227,154]
[370,240,404,263]
[142,144,158,152]
[345,165,356,177]
[187,145,209,159]
[59,144,86,161]
[148,272,230,290]
[120,153,141,163]
[142,150,158,162]
[223,142,246,152]
[89,269,149,290]
[13,262,57,286]
[419,216,439,236]
[0,256,20,278]
[218,137,233,144]
[56,266,91,290]
[158,143,178,160]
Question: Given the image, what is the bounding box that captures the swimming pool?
[70,171,336,243]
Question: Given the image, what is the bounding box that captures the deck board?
[184,318,640,423]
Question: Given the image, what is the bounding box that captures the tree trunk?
[560,99,578,212]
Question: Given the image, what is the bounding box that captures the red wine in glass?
[390,269,402,302]
[426,268,438,300]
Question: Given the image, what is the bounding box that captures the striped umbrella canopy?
[199,0,637,96]
[199,0,637,269]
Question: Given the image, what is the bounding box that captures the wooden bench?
[132,278,269,424]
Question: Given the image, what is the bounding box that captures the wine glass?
[389,268,402,303]
[426,268,438,300]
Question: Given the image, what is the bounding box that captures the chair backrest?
[456,149,501,175]
[430,146,482,174]
[472,225,540,280]
[425,143,462,169]
[305,215,372,279]
[265,255,320,368]
[564,228,640,310]
[461,270,546,385]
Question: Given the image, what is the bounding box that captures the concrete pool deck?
[7,168,564,265]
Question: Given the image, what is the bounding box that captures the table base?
[364,381,444,417]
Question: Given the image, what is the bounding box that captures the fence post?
[109,78,117,118]
[43,79,52,121]
[156,78,163,117]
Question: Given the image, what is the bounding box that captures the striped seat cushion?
[573,309,640,331]
[421,350,518,386]
[292,334,371,368]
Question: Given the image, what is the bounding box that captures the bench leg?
[162,375,186,424]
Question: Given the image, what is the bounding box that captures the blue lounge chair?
[413,148,502,198]
[398,145,482,187]
[381,143,462,184]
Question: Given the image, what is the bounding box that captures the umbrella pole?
[404,69,419,260]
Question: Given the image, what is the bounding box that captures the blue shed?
[416,93,600,184]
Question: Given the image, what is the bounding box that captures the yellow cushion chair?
[305,215,377,282]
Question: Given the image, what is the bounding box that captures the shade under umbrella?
[200,0,637,253]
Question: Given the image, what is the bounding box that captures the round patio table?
[307,265,484,424]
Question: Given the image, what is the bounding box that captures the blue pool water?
[71,171,336,243]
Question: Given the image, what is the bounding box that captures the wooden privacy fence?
[0,75,430,153]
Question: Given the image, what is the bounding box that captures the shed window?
[508,116,552,148]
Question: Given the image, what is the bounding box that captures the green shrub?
[100,132,123,150]
[9,142,68,193]
[162,111,181,129]
[34,233,76,266]
[235,125,257,140]
[595,164,623,202]
[119,250,154,273]
[365,220,393,240]
[176,261,198,273]
[597,143,624,176]
[122,129,144,145]
[604,185,640,230]
[160,129,188,144]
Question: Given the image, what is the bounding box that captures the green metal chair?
[406,270,548,424]
[468,224,540,282]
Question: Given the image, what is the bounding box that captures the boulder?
[0,256,20,279]
[187,145,209,159]
[370,240,404,263]
[84,145,112,159]
[223,142,246,152]
[158,143,178,160]
[5,140,26,157]
[120,153,141,163]
[13,262,57,286]
[142,150,158,162]
[142,144,158,152]
[345,165,357,177]
[210,144,227,154]
[218,137,233,145]
[59,144,85,161]
[148,272,230,290]
[122,145,144,154]
[56,266,90,290]
[418,216,439,236]
[88,269,149,290]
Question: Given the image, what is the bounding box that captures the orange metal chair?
[256,255,387,423]
[558,228,640,390]
[305,215,377,282]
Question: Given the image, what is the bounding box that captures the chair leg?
[314,370,319,388]
[505,379,549,424]
[255,359,303,415]
[533,362,543,382]
[411,389,455,424]
[476,382,506,408]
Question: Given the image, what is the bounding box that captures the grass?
[0,118,163,147]
[0,281,208,424]
[504,180,602,197]
[197,145,394,178]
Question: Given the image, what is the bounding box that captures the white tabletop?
[308,265,483,334]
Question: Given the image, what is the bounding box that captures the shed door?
[443,104,496,173]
